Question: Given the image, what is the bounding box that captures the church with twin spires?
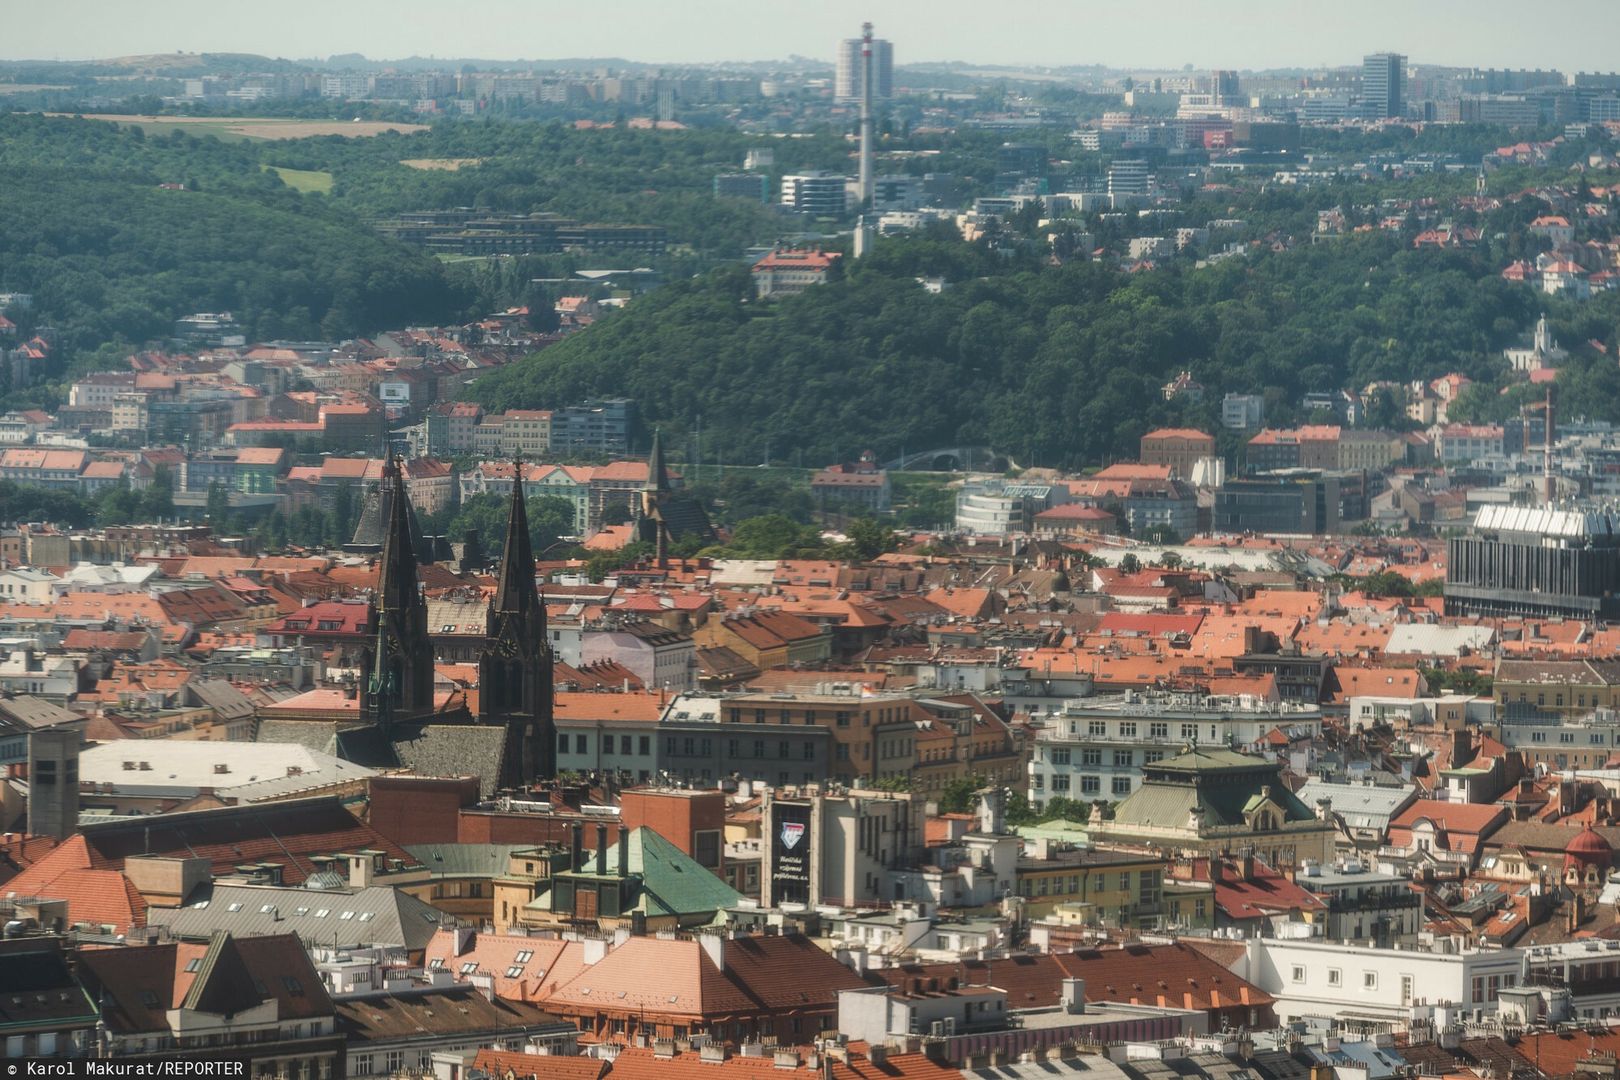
[258,456,555,794]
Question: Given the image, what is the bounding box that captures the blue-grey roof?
[147,883,446,951]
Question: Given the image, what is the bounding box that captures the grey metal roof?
[1474,504,1620,539]
[78,740,373,798]
[966,1056,1134,1080]
[406,843,530,878]
[186,678,256,720]
[0,695,79,730]
[1295,779,1417,832]
[147,883,447,951]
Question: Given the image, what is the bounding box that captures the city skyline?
[5,0,1620,74]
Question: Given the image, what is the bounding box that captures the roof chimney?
[596,823,608,874]
[1061,977,1086,1014]
[618,825,629,877]
[699,929,726,972]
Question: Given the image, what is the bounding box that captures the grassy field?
[401,157,483,171]
[46,113,428,141]
[263,164,334,193]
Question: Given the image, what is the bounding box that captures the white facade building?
[1231,934,1524,1028]
[1030,691,1323,806]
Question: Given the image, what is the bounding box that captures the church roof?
[388,723,508,798]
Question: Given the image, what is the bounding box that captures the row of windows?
[1520,730,1603,745]
[1286,965,1516,1004]
[558,733,654,756]
[1033,774,1134,796]
[726,707,882,727]
[1506,689,1613,713]
[1046,748,1166,767]
[1056,720,1212,741]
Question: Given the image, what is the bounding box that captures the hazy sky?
[5,0,1617,73]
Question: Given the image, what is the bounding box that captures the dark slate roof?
[341,725,404,769]
[256,719,343,756]
[0,938,99,1029]
[657,494,716,543]
[389,724,507,797]
[334,983,565,1043]
[346,478,427,556]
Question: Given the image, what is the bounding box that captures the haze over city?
[11,4,1620,1080]
[7,0,1620,71]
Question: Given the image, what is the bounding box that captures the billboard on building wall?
[771,801,812,903]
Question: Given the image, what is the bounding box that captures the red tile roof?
[875,943,1272,1017]
[542,934,866,1021]
[5,798,417,897]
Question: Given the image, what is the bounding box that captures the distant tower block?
[858,21,876,208]
[27,726,80,841]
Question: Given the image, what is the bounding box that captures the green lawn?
[263,165,334,194]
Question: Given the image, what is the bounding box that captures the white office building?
[1029,691,1323,805]
[1231,933,1524,1029]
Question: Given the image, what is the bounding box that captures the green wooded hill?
[0,114,469,365]
[471,229,1620,467]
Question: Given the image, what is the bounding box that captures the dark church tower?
[635,428,671,567]
[363,457,436,729]
[480,461,555,789]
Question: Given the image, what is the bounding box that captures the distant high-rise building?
[1213,70,1242,106]
[836,35,893,101]
[1106,159,1151,199]
[780,171,852,216]
[1361,52,1406,118]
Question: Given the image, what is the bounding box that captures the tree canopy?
[470,225,1580,467]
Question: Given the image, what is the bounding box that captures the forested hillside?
[0,113,845,382]
[0,115,469,367]
[471,229,1620,467]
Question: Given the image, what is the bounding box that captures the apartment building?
[721,690,917,787]
[1030,691,1323,806]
